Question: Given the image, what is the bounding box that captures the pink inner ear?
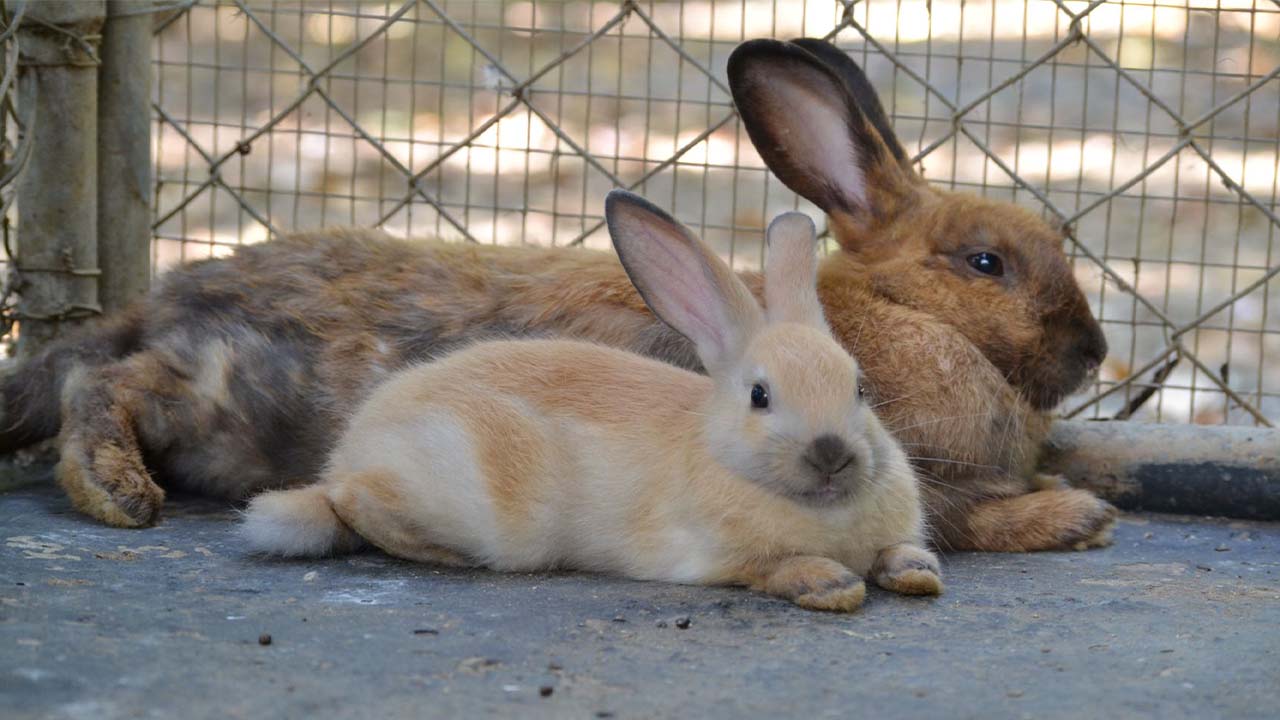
[768,80,867,210]
[629,220,728,356]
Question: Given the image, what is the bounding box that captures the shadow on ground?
[2,482,1277,719]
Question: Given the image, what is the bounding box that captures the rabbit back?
[325,338,720,576]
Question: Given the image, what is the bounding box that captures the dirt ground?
[2,478,1277,720]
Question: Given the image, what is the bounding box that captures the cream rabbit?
[242,192,941,612]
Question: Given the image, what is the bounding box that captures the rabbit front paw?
[872,543,943,596]
[750,555,867,612]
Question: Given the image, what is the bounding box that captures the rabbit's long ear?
[764,213,827,331]
[728,39,918,250]
[785,38,912,172]
[605,190,764,372]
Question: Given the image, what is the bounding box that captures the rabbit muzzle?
[1021,311,1109,410]
[794,434,862,505]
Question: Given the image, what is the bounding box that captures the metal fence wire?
[0,2,34,343]
[7,0,1280,428]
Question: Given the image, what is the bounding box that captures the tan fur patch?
[464,344,710,426]
[328,470,472,567]
[455,395,545,530]
[193,340,236,411]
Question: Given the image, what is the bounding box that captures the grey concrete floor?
[2,480,1278,720]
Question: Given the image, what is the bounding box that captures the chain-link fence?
[7,0,1280,428]
[0,2,35,345]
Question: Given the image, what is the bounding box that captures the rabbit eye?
[750,383,770,410]
[857,383,866,398]
[967,251,1004,277]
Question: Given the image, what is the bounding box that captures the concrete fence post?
[12,0,106,360]
[97,0,152,315]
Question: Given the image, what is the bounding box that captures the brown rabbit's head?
[728,39,1107,410]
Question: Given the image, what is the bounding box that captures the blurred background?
[4,0,1279,426]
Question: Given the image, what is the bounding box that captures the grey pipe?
[1042,420,1280,521]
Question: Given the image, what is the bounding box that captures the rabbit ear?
[764,213,828,331]
[728,39,918,250]
[785,38,912,172]
[605,190,764,372]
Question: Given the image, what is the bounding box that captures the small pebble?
[1214,545,1230,552]
[548,662,563,672]
[596,713,614,719]
[1007,690,1024,698]
[612,615,627,623]
[674,616,691,630]
[539,686,554,697]
[1196,564,1213,572]
[258,633,272,646]
[1040,648,1051,654]
[655,620,668,628]
[413,628,439,635]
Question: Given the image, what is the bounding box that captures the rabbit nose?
[1079,320,1109,370]
[805,434,856,476]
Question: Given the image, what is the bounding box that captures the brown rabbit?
[0,38,1112,551]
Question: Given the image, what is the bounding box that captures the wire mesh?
[119,0,1280,426]
[0,2,36,352]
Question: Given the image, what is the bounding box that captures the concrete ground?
[2,479,1278,720]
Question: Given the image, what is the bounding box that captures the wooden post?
[97,0,152,314]
[12,1,106,360]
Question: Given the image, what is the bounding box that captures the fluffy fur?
[1,39,1113,551]
[239,485,363,557]
[243,200,940,612]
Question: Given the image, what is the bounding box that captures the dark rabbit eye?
[967,252,1004,277]
[750,383,769,410]
[857,383,866,398]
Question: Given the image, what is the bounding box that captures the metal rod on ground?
[97,0,151,314]
[13,1,106,360]
[1041,420,1280,521]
